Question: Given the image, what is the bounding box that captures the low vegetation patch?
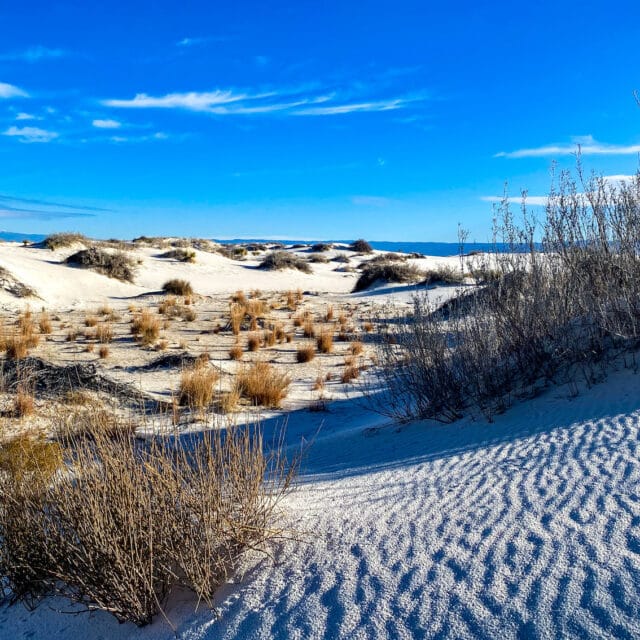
[159,249,196,263]
[349,238,373,253]
[259,251,312,274]
[236,361,290,408]
[162,279,194,296]
[353,262,423,292]
[43,233,88,251]
[0,423,295,626]
[66,247,135,282]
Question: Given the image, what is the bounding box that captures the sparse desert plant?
[162,279,193,296]
[350,341,364,356]
[5,335,29,359]
[235,361,290,407]
[131,310,160,346]
[43,232,88,251]
[13,385,35,418]
[232,290,247,304]
[215,388,240,414]
[259,251,311,274]
[349,238,373,254]
[316,330,334,354]
[0,422,295,626]
[296,344,316,363]
[423,265,465,285]
[311,242,332,252]
[179,361,219,408]
[247,333,261,352]
[363,321,374,333]
[353,262,423,292]
[98,345,109,359]
[94,322,113,344]
[183,308,197,322]
[263,330,276,347]
[159,248,196,263]
[325,305,334,322]
[65,328,78,343]
[303,318,316,338]
[156,339,169,351]
[229,344,243,361]
[38,312,52,335]
[66,247,135,282]
[84,315,98,327]
[341,363,360,383]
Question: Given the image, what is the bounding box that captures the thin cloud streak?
[496,138,640,158]
[102,86,427,117]
[0,46,69,62]
[0,194,110,213]
[0,204,95,219]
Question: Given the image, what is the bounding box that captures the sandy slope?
[3,367,640,639]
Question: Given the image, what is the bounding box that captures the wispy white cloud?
[108,131,168,143]
[0,82,28,99]
[15,112,38,120]
[92,118,121,129]
[2,125,58,143]
[481,175,638,206]
[102,85,428,117]
[351,195,392,207]
[175,36,228,48]
[496,135,640,158]
[0,46,68,62]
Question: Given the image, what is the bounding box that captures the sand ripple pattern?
[216,381,640,639]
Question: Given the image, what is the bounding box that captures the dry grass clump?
[66,247,136,282]
[131,310,160,346]
[65,328,78,343]
[350,341,364,356]
[342,363,360,383]
[0,435,62,484]
[84,315,98,327]
[353,262,423,292]
[13,386,35,418]
[259,251,311,274]
[178,361,219,408]
[232,290,247,304]
[43,232,88,250]
[311,243,332,252]
[0,423,295,626]
[316,330,334,354]
[159,248,196,263]
[93,322,113,344]
[229,343,244,361]
[247,333,261,352]
[38,312,52,335]
[98,346,109,359]
[162,279,194,296]
[263,330,276,347]
[215,388,240,414]
[423,265,465,285]
[325,305,334,322]
[229,303,245,335]
[236,362,290,408]
[296,344,316,363]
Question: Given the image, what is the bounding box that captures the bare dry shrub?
[179,362,219,408]
[236,362,290,408]
[353,262,423,292]
[0,423,295,626]
[5,335,29,360]
[66,247,135,282]
[162,279,193,296]
[259,251,311,273]
[43,233,88,250]
[372,167,640,422]
[131,310,160,346]
[296,344,316,363]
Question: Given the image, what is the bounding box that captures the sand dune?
[2,367,639,639]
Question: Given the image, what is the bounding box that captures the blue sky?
[0,1,639,241]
